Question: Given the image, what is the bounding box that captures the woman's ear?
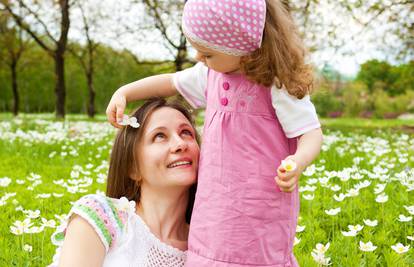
[130,170,142,183]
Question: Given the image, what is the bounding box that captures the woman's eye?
[154,133,165,140]
[182,129,193,137]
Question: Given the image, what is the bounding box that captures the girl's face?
[189,40,242,74]
[136,107,199,189]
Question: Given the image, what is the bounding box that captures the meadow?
[0,113,413,266]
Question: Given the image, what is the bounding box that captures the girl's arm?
[294,127,323,170]
[58,215,105,267]
[106,73,177,128]
[276,128,323,192]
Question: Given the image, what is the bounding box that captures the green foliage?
[394,90,414,113]
[371,89,395,118]
[314,59,414,118]
[311,86,344,117]
[357,60,392,93]
[357,59,414,96]
[391,61,414,95]
[342,81,369,117]
[0,42,175,114]
[370,89,414,118]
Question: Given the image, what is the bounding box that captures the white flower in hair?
[118,114,140,128]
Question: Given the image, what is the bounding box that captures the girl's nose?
[195,52,204,63]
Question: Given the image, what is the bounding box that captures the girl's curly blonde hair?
[240,0,313,99]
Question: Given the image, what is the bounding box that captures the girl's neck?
[136,186,189,244]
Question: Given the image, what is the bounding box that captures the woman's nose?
[171,135,188,153]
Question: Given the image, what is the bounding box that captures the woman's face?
[136,107,199,189]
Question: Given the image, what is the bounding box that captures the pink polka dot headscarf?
[182,0,267,56]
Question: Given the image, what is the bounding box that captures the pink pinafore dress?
[185,69,300,267]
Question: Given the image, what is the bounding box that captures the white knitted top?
[49,194,187,267]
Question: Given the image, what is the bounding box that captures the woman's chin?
[167,173,197,187]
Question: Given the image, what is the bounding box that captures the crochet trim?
[50,195,128,253]
[131,212,187,259]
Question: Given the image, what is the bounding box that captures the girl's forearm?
[294,128,323,171]
[116,73,177,102]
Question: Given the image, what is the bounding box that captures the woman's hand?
[106,91,127,129]
[275,155,302,193]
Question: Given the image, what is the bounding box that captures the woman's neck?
[136,186,189,244]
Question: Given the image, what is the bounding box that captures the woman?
[49,98,200,266]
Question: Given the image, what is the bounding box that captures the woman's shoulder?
[51,194,135,252]
[74,194,135,217]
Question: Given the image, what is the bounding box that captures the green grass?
[321,117,414,129]
[1,114,413,266]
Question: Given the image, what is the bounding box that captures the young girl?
[107,0,323,266]
[50,99,200,266]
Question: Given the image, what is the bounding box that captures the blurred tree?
[357,60,393,93]
[68,0,107,118]
[357,59,414,96]
[0,3,30,116]
[389,61,414,95]
[339,0,413,61]
[1,0,72,118]
[138,0,189,71]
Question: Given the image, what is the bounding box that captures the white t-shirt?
[173,63,321,138]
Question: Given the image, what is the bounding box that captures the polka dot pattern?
[182,0,266,56]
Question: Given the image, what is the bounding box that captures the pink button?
[222,82,230,90]
[220,97,228,106]
[240,100,246,107]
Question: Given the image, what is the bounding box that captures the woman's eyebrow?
[178,122,193,129]
[146,126,167,135]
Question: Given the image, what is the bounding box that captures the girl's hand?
[275,155,302,193]
[106,91,127,129]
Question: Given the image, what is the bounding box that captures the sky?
[31,0,400,78]
[89,0,392,78]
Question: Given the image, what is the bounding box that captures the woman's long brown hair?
[241,0,313,99]
[106,98,198,223]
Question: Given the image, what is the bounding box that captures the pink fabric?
[185,70,300,266]
[182,0,266,56]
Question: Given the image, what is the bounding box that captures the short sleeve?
[51,194,128,253]
[172,62,208,109]
[271,86,321,138]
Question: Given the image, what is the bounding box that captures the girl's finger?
[287,184,296,192]
[276,175,297,188]
[275,176,289,188]
[116,105,125,123]
[277,169,294,181]
[106,106,114,122]
[110,121,123,129]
